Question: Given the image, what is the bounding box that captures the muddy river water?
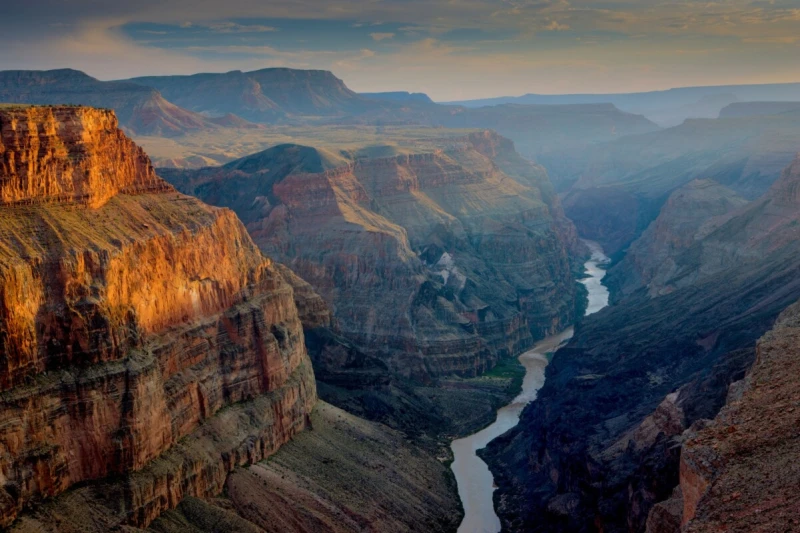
[451,241,610,533]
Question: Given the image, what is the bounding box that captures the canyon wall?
[161,131,582,382]
[674,299,800,532]
[484,151,800,532]
[0,106,316,529]
[559,113,800,256]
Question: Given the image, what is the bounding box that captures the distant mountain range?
[0,69,231,136]
[361,91,434,104]
[445,83,800,126]
[0,68,660,166]
[125,68,386,122]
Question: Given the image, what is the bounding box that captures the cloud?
[544,21,569,31]
[206,22,278,33]
[1,0,800,99]
[370,32,395,41]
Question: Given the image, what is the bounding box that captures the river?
[450,241,610,533]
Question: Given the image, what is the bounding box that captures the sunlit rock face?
[0,106,316,529]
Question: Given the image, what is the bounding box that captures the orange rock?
[0,106,316,528]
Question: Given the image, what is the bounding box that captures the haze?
[2,0,799,100]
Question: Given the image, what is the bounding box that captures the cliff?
[0,105,168,208]
[161,130,581,382]
[483,152,800,532]
[606,179,748,299]
[0,106,316,529]
[675,300,800,532]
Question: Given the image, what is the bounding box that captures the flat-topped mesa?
[0,106,317,529]
[0,106,169,208]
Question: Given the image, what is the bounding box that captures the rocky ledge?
[648,299,800,533]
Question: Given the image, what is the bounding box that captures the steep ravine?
[484,150,800,532]
[453,241,609,533]
[158,132,586,443]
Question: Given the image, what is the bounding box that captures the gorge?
[452,241,609,533]
[1,58,800,533]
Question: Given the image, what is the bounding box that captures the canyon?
[159,131,583,384]
[485,151,800,532]
[1,63,800,533]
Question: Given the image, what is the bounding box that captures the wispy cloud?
[206,22,279,33]
[370,32,395,41]
[1,0,799,99]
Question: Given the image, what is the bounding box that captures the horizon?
[3,0,800,100]
[6,65,800,104]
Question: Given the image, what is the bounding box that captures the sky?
[2,0,799,101]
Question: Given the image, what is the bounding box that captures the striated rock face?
[484,152,800,533]
[606,179,748,299]
[161,131,581,381]
[0,106,316,529]
[675,300,800,533]
[0,106,167,208]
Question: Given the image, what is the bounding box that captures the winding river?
[451,241,610,533]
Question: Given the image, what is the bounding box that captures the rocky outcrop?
[606,179,748,299]
[646,299,800,533]
[0,105,167,208]
[0,106,316,529]
[484,152,800,532]
[161,131,581,381]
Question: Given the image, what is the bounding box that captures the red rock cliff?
[677,299,800,532]
[0,106,167,207]
[0,106,316,529]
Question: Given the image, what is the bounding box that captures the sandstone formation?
[606,179,748,299]
[161,131,581,381]
[0,106,316,529]
[484,152,800,532]
[0,105,167,208]
[676,300,800,532]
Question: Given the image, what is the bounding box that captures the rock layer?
[484,152,800,532]
[0,106,316,528]
[677,300,800,532]
[0,105,167,208]
[161,131,581,381]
